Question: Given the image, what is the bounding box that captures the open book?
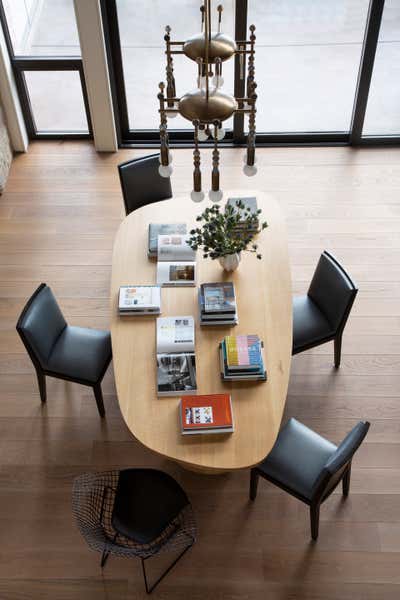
[148,223,187,258]
[156,316,197,396]
[156,234,196,287]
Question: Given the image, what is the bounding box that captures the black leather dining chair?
[73,468,196,594]
[249,418,370,539]
[118,154,172,216]
[16,283,112,417]
[292,251,357,367]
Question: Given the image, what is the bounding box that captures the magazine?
[156,234,196,286]
[157,353,197,396]
[156,316,197,396]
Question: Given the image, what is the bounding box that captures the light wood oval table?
[110,190,292,473]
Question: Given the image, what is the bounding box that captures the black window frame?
[0,0,92,140]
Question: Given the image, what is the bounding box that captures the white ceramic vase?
[218,253,241,272]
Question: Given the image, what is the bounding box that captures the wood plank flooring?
[0,142,399,599]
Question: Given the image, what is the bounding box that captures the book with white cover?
[156,316,195,354]
[118,285,161,314]
[157,234,196,286]
[156,316,197,396]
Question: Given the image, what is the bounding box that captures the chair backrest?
[16,283,67,369]
[308,251,357,333]
[311,421,370,503]
[118,154,172,216]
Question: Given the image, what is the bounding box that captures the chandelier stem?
[246,25,257,167]
[217,4,223,33]
[193,121,202,192]
[158,82,170,166]
[204,0,210,100]
[164,27,176,107]
[212,122,220,192]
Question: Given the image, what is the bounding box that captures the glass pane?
[363,0,400,136]
[2,0,81,57]
[116,0,234,130]
[24,71,88,132]
[247,0,370,133]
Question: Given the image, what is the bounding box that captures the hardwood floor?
[0,141,399,599]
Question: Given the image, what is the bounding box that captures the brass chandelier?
[157,0,257,202]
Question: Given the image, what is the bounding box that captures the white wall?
[74,0,117,152]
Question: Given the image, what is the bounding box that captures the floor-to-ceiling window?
[102,0,399,146]
[247,0,370,134]
[0,0,91,138]
[1,0,398,145]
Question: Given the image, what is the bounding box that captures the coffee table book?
[220,336,267,381]
[118,285,161,315]
[156,316,197,396]
[198,283,238,326]
[180,393,234,435]
[226,196,259,231]
[156,234,196,287]
[148,223,187,258]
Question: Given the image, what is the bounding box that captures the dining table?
[110,190,292,473]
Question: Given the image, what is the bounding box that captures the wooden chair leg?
[310,504,320,540]
[334,334,342,368]
[342,463,352,497]
[93,383,105,418]
[35,368,46,403]
[249,469,259,501]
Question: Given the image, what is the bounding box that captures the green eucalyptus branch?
[188,200,268,260]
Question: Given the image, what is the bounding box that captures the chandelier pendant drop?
[157,1,258,202]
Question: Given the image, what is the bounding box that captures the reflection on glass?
[24,71,88,132]
[363,0,400,136]
[116,0,235,130]
[2,0,81,57]
[247,0,370,133]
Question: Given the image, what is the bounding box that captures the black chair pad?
[47,326,111,383]
[257,418,337,500]
[292,295,334,353]
[111,469,189,545]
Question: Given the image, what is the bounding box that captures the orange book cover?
[181,394,233,429]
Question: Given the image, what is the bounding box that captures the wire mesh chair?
[72,469,196,594]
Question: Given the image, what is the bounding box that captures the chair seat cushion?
[47,326,111,383]
[292,295,334,353]
[257,418,337,500]
[112,469,189,544]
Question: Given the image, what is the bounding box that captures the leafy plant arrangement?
[188,200,268,260]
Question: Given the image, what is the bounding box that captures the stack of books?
[118,285,161,315]
[156,234,196,287]
[198,282,238,326]
[180,393,234,435]
[226,196,259,232]
[148,223,187,258]
[156,316,197,396]
[219,334,267,381]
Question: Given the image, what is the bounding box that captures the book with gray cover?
[148,223,187,257]
[226,196,259,231]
